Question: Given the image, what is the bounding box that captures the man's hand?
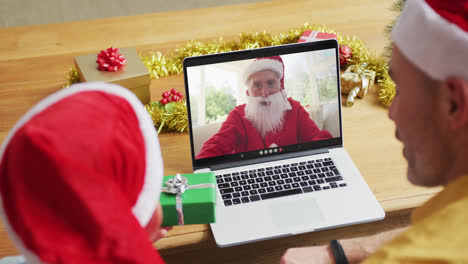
[280,240,370,264]
[280,244,334,264]
[280,227,408,264]
[151,226,173,243]
[146,204,174,243]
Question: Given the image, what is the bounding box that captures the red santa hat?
[0,82,165,263]
[392,0,468,81]
[243,56,285,89]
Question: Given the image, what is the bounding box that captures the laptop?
[182,39,385,247]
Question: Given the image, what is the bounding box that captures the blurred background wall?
[0,0,266,28]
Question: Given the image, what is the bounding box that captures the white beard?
[245,91,292,138]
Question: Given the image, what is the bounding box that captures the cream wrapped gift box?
[74,47,150,104]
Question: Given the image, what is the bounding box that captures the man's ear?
[443,77,468,130]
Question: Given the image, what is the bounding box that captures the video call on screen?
[186,48,340,160]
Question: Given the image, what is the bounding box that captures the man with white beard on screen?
[196,55,332,160]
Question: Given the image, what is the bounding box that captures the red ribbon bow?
[96,47,127,71]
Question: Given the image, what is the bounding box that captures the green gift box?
[160,172,216,226]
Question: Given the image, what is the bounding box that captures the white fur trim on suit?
[392,0,468,81]
[243,59,284,85]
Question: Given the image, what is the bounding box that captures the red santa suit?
[196,98,332,159]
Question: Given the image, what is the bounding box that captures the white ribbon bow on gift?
[161,173,215,225]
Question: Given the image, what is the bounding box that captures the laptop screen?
[183,40,342,169]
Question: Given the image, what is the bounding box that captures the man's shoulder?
[365,188,468,263]
[222,104,247,122]
[230,104,247,115]
[412,174,468,223]
[287,98,304,110]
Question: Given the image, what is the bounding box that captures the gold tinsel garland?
[64,23,396,131]
[145,101,188,133]
[64,66,80,88]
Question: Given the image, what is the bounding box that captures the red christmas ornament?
[159,89,184,105]
[339,44,352,67]
[96,47,127,72]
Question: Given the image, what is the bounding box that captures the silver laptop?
[182,39,385,247]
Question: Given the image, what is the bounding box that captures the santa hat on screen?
[0,83,165,264]
[392,0,468,81]
[243,55,285,90]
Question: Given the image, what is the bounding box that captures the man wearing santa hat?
[0,83,169,263]
[196,55,332,160]
[281,0,468,263]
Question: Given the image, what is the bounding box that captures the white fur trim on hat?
[392,0,468,81]
[243,59,284,85]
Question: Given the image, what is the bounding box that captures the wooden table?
[0,0,441,263]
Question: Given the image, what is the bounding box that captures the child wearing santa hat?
[0,82,168,263]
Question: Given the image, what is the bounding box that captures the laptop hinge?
[207,148,330,171]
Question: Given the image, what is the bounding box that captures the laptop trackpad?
[269,198,325,228]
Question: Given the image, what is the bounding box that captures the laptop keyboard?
[217,157,347,206]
